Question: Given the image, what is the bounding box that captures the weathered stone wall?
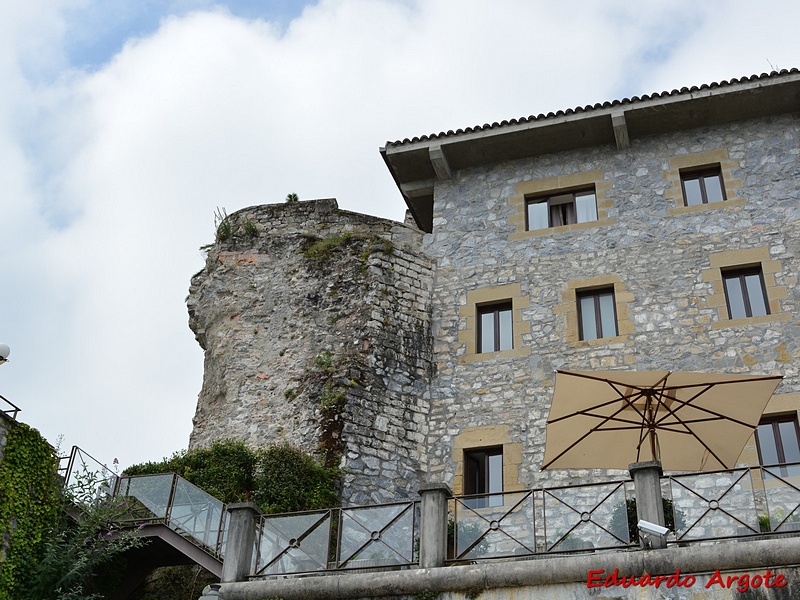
[188,199,434,504]
[424,113,800,490]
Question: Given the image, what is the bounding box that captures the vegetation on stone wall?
[0,422,142,600]
[0,422,60,598]
[125,439,339,514]
[213,207,232,243]
[301,232,394,268]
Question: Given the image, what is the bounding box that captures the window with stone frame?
[577,287,618,341]
[464,447,503,508]
[477,302,513,353]
[526,187,598,230]
[756,415,800,478]
[722,266,770,319]
[680,165,727,206]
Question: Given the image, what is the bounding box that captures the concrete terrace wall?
[424,113,800,491]
[220,537,800,599]
[188,199,434,504]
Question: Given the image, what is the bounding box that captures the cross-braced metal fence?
[252,501,420,577]
[450,481,635,562]
[667,462,800,542]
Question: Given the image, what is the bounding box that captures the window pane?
[703,174,724,203]
[527,202,548,230]
[498,309,513,351]
[575,192,597,223]
[778,421,800,464]
[598,292,617,337]
[758,424,780,465]
[724,276,747,319]
[488,453,503,494]
[488,452,503,506]
[683,177,703,206]
[744,273,768,316]
[579,296,598,341]
[480,312,495,353]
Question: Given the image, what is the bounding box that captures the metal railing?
[451,480,634,562]
[59,445,800,578]
[60,446,228,560]
[0,393,21,420]
[667,462,800,542]
[252,500,420,576]
[115,472,228,558]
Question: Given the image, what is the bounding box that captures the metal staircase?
[61,446,227,597]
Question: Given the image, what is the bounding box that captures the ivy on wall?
[0,421,60,599]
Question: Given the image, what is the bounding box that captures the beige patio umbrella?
[541,370,783,472]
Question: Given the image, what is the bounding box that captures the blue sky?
[2,0,800,471]
[63,1,315,70]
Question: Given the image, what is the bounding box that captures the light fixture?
[0,343,10,365]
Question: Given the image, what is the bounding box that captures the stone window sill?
[711,313,791,330]
[508,218,616,240]
[668,197,745,215]
[460,347,531,364]
[568,334,630,349]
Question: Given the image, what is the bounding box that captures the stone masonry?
[188,199,434,505]
[422,112,800,491]
[189,74,800,507]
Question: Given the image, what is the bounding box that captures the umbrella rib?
[542,399,649,469]
[654,384,758,430]
[648,388,731,468]
[543,375,664,468]
[547,393,643,425]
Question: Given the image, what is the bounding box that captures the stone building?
[188,70,800,506]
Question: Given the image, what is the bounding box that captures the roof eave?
[382,71,800,233]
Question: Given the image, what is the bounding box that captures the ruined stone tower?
[187,199,434,504]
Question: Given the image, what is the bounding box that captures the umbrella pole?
[628,460,667,550]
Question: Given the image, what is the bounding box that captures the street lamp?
[0,343,9,365]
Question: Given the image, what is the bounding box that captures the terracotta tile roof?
[385,69,800,147]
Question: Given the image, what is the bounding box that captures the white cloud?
[1,0,799,469]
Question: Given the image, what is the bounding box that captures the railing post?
[629,460,667,549]
[221,502,262,583]
[418,483,451,568]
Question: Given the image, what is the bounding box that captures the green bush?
[125,440,339,515]
[125,439,257,504]
[253,444,338,514]
[608,497,685,544]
